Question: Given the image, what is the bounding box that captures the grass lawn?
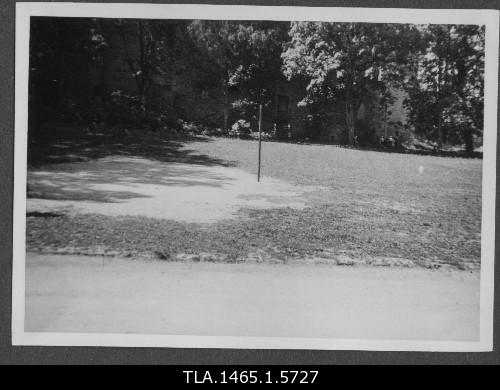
[26,136,483,269]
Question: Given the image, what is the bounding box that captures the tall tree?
[188,21,288,131]
[28,17,111,150]
[282,22,420,144]
[404,24,484,152]
[113,19,181,121]
[228,21,290,123]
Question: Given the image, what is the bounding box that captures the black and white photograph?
[11,3,498,351]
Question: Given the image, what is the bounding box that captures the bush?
[177,119,203,134]
[175,119,224,137]
[229,119,252,138]
[106,90,145,127]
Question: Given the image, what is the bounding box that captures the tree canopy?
[404,25,485,152]
[282,22,425,144]
[29,17,485,151]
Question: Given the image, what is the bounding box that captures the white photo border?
[12,2,499,352]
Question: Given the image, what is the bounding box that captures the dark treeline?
[29,18,484,152]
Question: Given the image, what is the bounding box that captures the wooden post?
[257,104,263,182]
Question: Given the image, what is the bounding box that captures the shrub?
[175,119,224,136]
[177,119,201,134]
[229,119,252,138]
[106,90,145,127]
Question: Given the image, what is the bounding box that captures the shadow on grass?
[27,157,234,203]
[28,132,234,167]
[26,211,65,218]
[27,132,236,204]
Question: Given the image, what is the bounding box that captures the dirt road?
[25,253,480,341]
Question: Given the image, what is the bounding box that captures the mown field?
[27,136,483,269]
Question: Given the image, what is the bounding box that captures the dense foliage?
[403,25,485,152]
[282,22,422,144]
[29,18,485,151]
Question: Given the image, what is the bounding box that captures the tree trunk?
[222,81,229,132]
[137,21,148,121]
[436,106,443,150]
[435,38,443,151]
[120,21,149,122]
[464,128,474,154]
[345,99,355,145]
[383,102,388,138]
